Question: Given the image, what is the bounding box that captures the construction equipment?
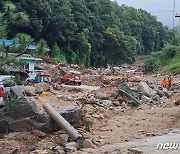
[60,71,81,86]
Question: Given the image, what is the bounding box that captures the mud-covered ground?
[0,60,179,154]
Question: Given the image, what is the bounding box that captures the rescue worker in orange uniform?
[162,78,169,88]
[168,75,172,88]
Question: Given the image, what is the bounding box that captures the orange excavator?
[60,71,82,86]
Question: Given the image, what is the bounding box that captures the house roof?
[0,39,50,51]
[8,53,42,61]
[0,39,14,46]
[26,44,38,50]
[18,54,42,61]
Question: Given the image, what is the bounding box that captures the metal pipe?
[43,103,83,141]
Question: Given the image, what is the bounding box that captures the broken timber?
[117,88,142,107]
[43,103,83,142]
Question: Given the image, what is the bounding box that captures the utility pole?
[173,0,176,29]
[175,12,180,34]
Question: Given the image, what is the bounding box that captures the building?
[18,54,44,80]
[0,39,50,80]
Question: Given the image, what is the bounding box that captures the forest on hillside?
[0,0,176,67]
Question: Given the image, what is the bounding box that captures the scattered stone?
[34,82,50,92]
[55,146,65,154]
[27,145,36,152]
[113,101,120,107]
[75,92,84,98]
[121,102,127,108]
[141,95,152,103]
[92,114,103,119]
[160,96,168,103]
[53,83,61,91]
[87,96,97,104]
[127,76,141,82]
[152,95,160,101]
[154,87,165,97]
[33,130,46,138]
[83,139,96,149]
[76,97,87,104]
[158,86,163,90]
[66,96,73,101]
[95,91,108,100]
[35,86,44,94]
[110,91,119,98]
[54,134,69,145]
[61,134,69,143]
[162,88,170,98]
[65,142,78,152]
[174,100,180,106]
[24,86,36,96]
[100,100,113,108]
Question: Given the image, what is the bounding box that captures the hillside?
[0,0,175,67]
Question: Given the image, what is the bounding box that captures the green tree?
[51,42,67,64]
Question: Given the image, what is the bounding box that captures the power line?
[150,10,178,14]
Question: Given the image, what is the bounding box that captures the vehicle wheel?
[78,82,81,86]
[69,81,73,85]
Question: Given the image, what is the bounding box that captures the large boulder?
[94,91,108,100]
[11,86,24,97]
[13,97,40,117]
[137,82,152,97]
[0,96,51,133]
[50,105,84,131]
[34,82,50,92]
[0,96,83,134]
[59,105,83,128]
[24,86,36,96]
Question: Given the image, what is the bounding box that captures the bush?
[4,89,17,112]
[143,57,159,72]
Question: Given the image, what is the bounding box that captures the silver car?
[0,75,16,108]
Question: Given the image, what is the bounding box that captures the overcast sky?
[114,0,180,28]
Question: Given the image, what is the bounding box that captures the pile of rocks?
[75,80,177,109]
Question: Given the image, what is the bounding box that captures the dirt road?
[61,84,100,91]
[82,129,180,154]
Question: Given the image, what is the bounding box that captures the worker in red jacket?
[168,75,172,88]
[162,77,168,88]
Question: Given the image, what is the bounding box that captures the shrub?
[143,57,159,72]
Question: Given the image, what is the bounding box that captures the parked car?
[0,75,17,108]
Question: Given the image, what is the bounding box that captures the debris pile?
[0,59,179,153]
